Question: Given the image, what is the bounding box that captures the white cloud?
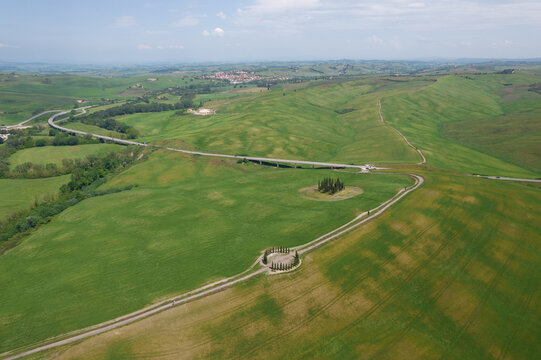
[172,16,199,27]
[217,11,226,19]
[242,0,319,14]
[234,0,541,33]
[168,45,184,49]
[146,30,169,35]
[137,44,153,50]
[203,27,225,37]
[156,45,165,50]
[369,35,384,45]
[392,39,402,49]
[492,40,515,47]
[0,42,17,48]
[113,16,136,28]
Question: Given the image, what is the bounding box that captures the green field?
[382,73,541,178]
[48,170,541,360]
[0,72,210,125]
[0,91,74,126]
[8,144,122,169]
[64,121,126,138]
[0,150,412,352]
[114,79,429,164]
[0,175,69,220]
[443,111,541,174]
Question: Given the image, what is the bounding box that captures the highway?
[4,110,62,129]
[48,111,378,171]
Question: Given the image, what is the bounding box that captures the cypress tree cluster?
[268,246,290,254]
[317,177,345,194]
[271,261,296,271]
[269,251,300,271]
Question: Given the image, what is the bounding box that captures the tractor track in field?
[497,271,539,360]
[438,239,522,360]
[298,236,452,359]
[369,216,501,360]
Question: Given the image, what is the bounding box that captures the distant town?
[204,70,289,84]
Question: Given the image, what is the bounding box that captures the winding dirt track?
[378,99,426,165]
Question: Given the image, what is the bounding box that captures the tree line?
[79,94,196,121]
[318,177,345,194]
[78,117,138,139]
[0,129,100,178]
[0,146,143,253]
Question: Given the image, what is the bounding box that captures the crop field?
[44,170,541,360]
[0,150,412,352]
[8,144,122,168]
[382,73,541,178]
[114,79,432,164]
[0,175,69,220]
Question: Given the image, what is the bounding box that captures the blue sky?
[0,0,540,63]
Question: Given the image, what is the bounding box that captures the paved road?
[378,99,426,165]
[49,111,379,171]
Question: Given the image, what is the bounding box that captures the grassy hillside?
[0,175,69,220]
[47,171,541,360]
[8,144,122,168]
[0,91,75,126]
[0,72,208,125]
[0,150,412,352]
[115,79,425,164]
[382,73,541,178]
[443,112,541,174]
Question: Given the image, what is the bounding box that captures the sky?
[0,0,540,63]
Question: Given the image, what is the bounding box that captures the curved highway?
[48,111,379,171]
[4,109,62,129]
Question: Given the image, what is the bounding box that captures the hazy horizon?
[1,0,540,63]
